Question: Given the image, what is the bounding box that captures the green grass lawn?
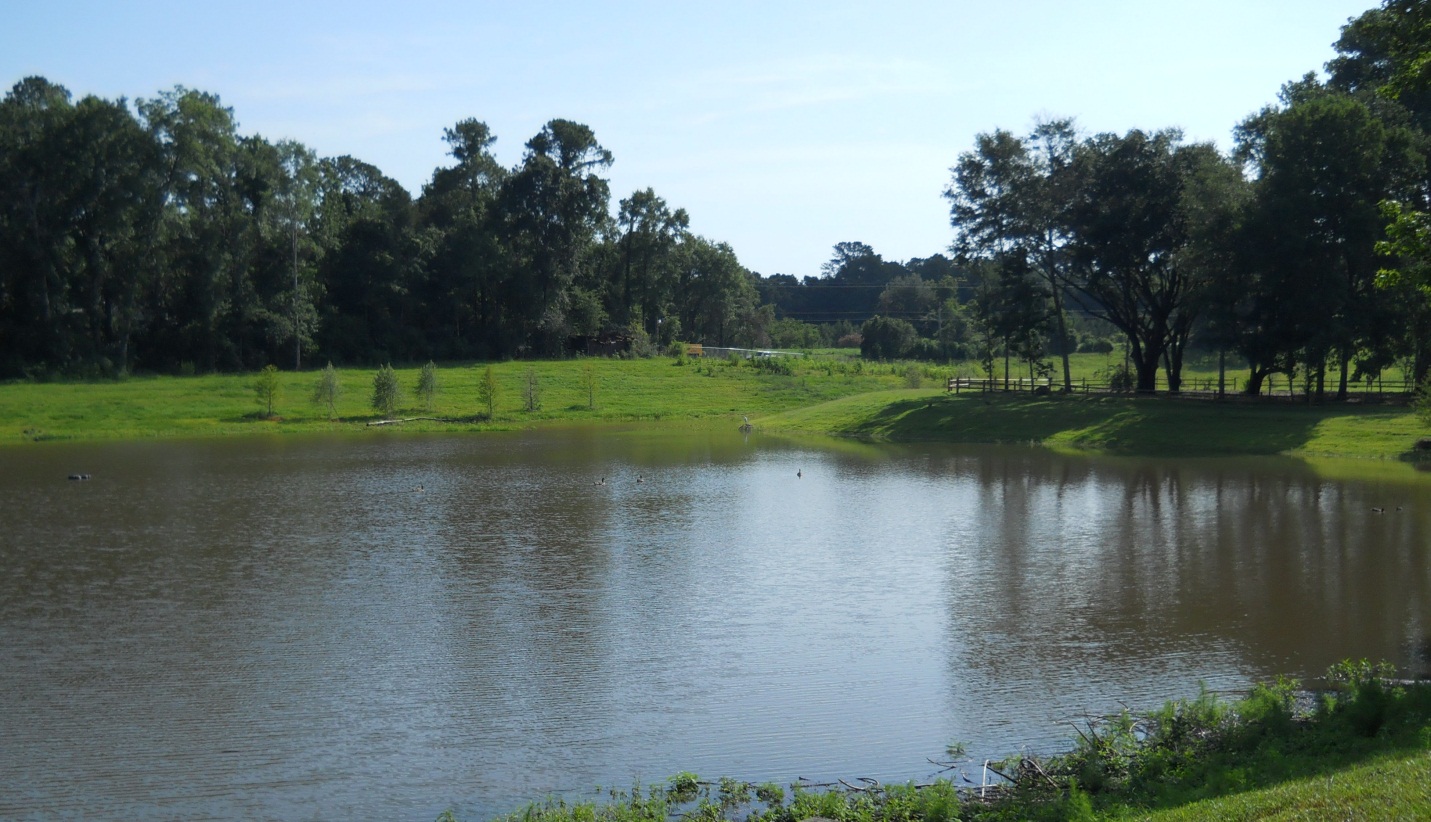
[2,354,1427,463]
[1128,749,1431,821]
[0,356,908,441]
[758,389,1427,461]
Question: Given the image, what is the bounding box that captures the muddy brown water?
[2,428,1429,820]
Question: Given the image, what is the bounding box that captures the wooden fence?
[948,375,1417,401]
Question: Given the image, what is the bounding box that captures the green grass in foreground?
[2,353,1427,462]
[1132,749,1431,821]
[445,665,1431,822]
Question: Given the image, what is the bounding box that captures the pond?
[2,427,1429,820]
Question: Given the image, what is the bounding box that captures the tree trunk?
[1337,351,1350,401]
[1217,349,1226,400]
[1245,368,1268,396]
[1132,338,1161,393]
[1163,346,1184,393]
[1051,293,1072,391]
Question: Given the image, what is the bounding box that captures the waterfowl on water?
[67,473,91,481]
[637,475,645,484]
[1372,507,1385,513]
[797,469,802,479]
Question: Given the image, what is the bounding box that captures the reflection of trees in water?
[427,427,754,768]
[934,451,1431,690]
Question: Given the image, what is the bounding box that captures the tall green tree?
[674,236,759,346]
[138,86,254,372]
[273,139,321,370]
[615,188,688,333]
[1328,0,1431,130]
[968,257,1052,387]
[500,119,613,352]
[419,119,508,357]
[0,79,165,376]
[1236,84,1423,397]
[0,77,80,374]
[314,155,416,363]
[945,120,1078,390]
[1066,129,1239,393]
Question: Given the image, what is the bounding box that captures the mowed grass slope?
[757,389,1427,459]
[1125,749,1431,821]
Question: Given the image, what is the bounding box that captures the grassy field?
[0,356,905,441]
[3,352,1428,462]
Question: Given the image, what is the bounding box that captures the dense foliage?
[7,0,1431,399]
[0,83,769,378]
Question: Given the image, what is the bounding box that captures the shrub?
[860,316,917,360]
[1079,337,1116,354]
[254,364,281,417]
[523,366,542,412]
[1414,378,1431,427]
[312,361,341,419]
[903,364,923,388]
[415,360,438,411]
[371,364,400,416]
[1098,362,1135,393]
[476,365,499,418]
[751,355,793,376]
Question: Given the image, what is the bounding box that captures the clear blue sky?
[3,0,1376,278]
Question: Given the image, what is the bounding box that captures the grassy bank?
[0,356,903,441]
[446,667,1431,822]
[758,389,1427,460]
[2,353,1427,462]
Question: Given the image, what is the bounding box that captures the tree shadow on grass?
[838,393,1339,457]
[1071,680,1431,819]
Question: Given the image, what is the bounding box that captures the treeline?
[10,1,1431,397]
[754,1,1431,397]
[0,79,769,378]
[937,0,1431,396]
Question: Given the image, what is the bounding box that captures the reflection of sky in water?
[1,432,1429,820]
